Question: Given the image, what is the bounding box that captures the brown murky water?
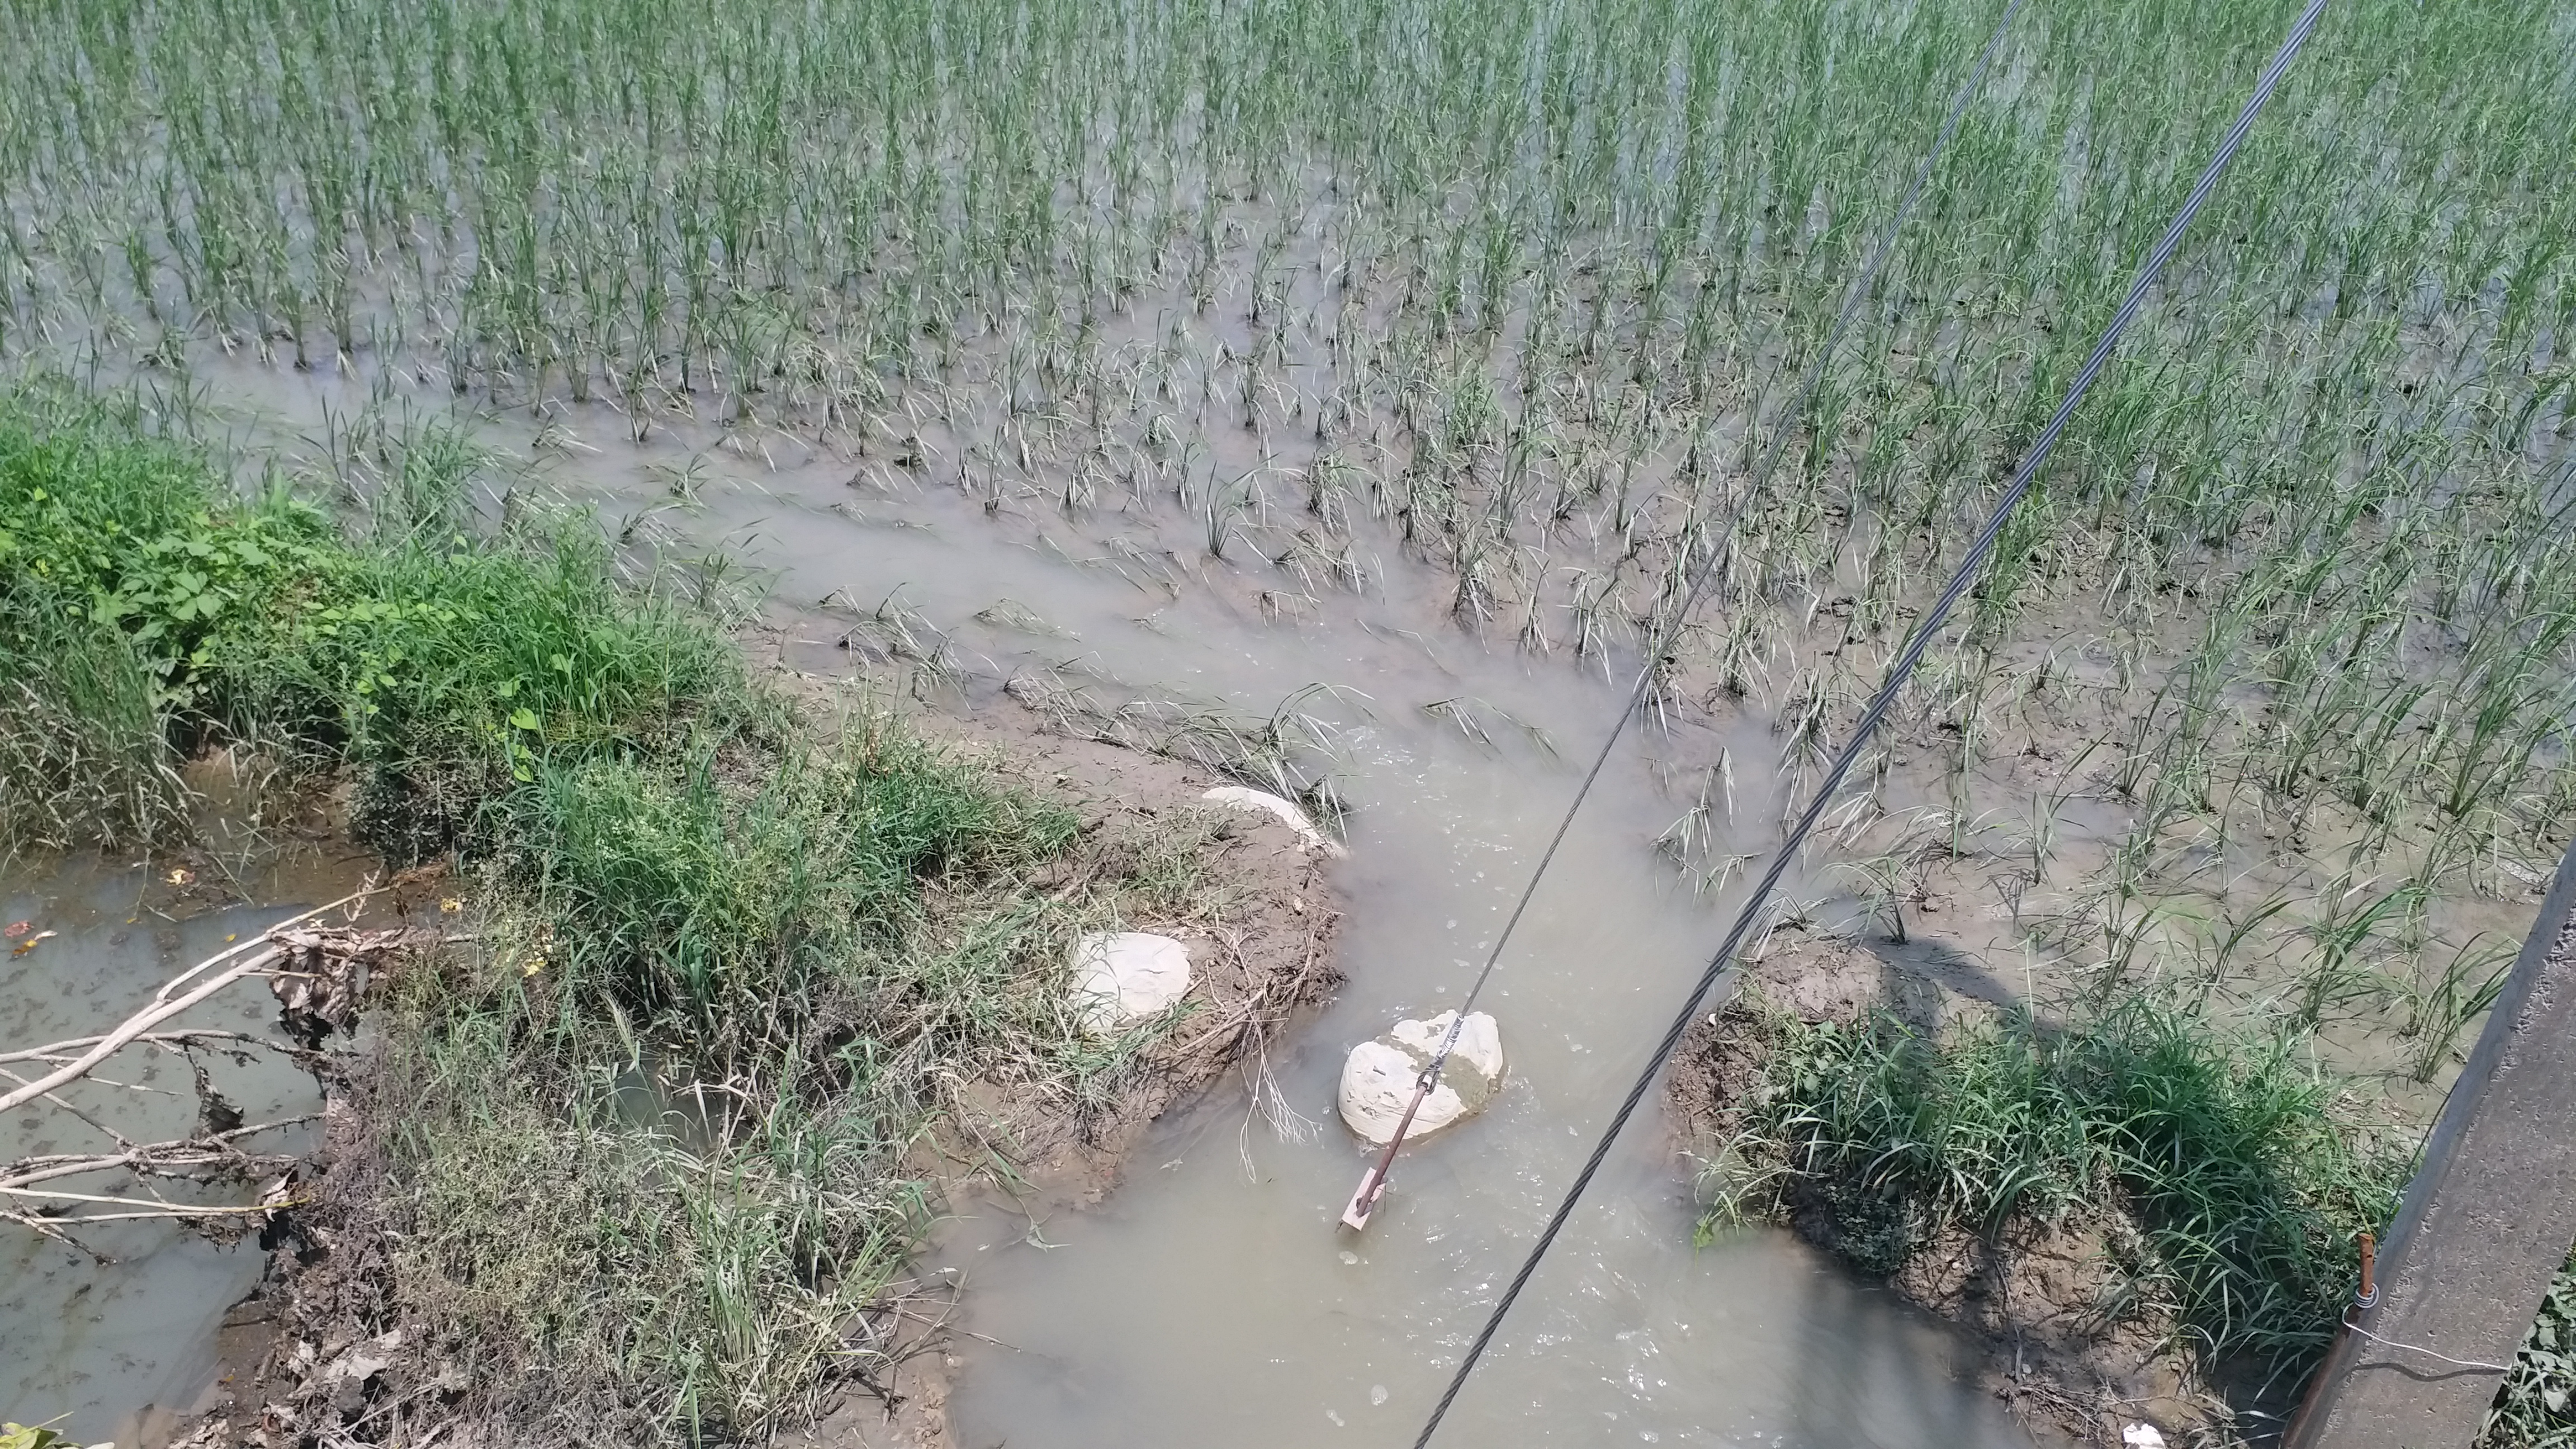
[2,360,2037,1447]
[0,854,359,1442]
[657,432,2034,1447]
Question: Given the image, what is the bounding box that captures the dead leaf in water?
[167,867,193,885]
[10,930,56,957]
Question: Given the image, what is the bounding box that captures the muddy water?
[936,766,2026,1448]
[0,856,349,1443]
[713,461,2030,1447]
[82,362,2031,1446]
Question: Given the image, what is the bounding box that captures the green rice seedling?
[1829,851,1917,945]
[1655,761,1739,890]
[2018,742,2105,884]
[2397,933,2518,1083]
[2292,877,2425,1028]
[1422,697,1499,751]
[2201,892,2296,991]
[972,598,1079,641]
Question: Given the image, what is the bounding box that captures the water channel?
[2,364,2036,1447]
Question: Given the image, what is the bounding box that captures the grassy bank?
[0,389,1254,1442]
[0,383,733,855]
[1697,995,2405,1376]
[1691,988,2576,1441]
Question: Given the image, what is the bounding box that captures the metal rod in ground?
[2286,836,2576,1448]
[1341,1074,1435,1232]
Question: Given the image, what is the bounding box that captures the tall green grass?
[0,394,1198,1443]
[493,720,1079,1045]
[0,383,733,853]
[1701,994,2408,1382]
[0,609,184,850]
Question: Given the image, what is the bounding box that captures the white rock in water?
[1201,785,1347,857]
[1338,1010,1506,1145]
[1068,932,1192,1035]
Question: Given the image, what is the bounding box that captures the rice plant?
[3,0,2574,1430]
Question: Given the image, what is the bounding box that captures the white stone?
[1389,1010,1503,1081]
[1337,1010,1506,1145]
[1068,932,1192,1035]
[1201,785,1347,857]
[2121,1426,2167,1449]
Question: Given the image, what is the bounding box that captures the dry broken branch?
[0,889,378,1116]
[0,887,454,1264]
[0,1027,301,1070]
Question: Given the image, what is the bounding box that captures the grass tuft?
[1702,992,2409,1380]
[2483,1246,2576,1448]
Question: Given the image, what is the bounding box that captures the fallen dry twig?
[0,887,454,1262]
[0,889,377,1115]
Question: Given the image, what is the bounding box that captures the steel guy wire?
[1408,0,2336,1441]
[1402,0,2029,1091]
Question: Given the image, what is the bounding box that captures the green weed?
[0,393,1222,1445]
[0,388,734,853]
[2483,1245,2576,1448]
[493,720,1076,1036]
[1701,993,2408,1380]
[0,608,187,851]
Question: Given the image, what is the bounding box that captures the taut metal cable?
[1407,0,2336,1439]
[1337,0,2028,1233]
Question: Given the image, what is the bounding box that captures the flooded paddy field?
[4,0,2575,1443]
